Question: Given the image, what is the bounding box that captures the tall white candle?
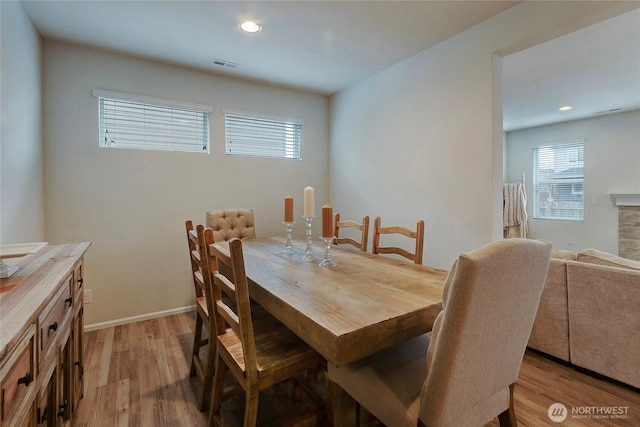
[304,186,315,217]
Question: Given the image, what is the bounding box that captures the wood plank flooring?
[75,312,640,426]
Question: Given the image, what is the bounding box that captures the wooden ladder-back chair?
[328,239,552,427]
[185,221,217,411]
[333,213,370,252]
[372,217,425,264]
[208,237,325,427]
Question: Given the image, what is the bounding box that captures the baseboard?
[84,305,196,332]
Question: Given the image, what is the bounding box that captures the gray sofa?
[528,248,640,389]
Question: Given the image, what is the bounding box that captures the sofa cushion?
[551,249,577,261]
[567,261,640,388]
[577,249,640,271]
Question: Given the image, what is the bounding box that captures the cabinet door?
[56,341,71,427]
[35,371,55,427]
[71,306,83,414]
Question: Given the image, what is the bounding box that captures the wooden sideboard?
[0,242,90,427]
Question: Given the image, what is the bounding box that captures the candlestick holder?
[301,215,316,261]
[281,221,295,255]
[318,236,337,268]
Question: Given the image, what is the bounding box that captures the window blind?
[94,90,210,153]
[224,111,302,160]
[533,141,584,221]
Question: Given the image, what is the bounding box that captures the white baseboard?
[84,305,196,332]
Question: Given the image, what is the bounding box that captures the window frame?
[93,89,212,154]
[532,140,585,222]
[223,109,304,160]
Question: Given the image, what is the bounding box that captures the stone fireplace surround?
[611,194,640,261]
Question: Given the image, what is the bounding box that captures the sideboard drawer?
[0,325,36,424]
[38,278,73,365]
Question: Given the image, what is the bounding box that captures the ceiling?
[21,1,640,132]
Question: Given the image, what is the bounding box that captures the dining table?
[226,237,448,367]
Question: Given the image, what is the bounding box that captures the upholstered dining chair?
[185,221,217,411]
[208,237,325,427]
[334,213,370,252]
[206,208,256,242]
[328,238,552,427]
[372,217,425,264]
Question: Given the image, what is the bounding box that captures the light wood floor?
[75,312,639,426]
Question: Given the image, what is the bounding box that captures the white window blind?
[224,110,303,160]
[533,141,584,221]
[93,89,211,153]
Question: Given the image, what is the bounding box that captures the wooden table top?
[232,237,447,367]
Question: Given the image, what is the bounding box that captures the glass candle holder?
[318,236,337,268]
[301,215,316,261]
[281,221,295,255]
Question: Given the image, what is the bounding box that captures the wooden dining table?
[229,237,448,367]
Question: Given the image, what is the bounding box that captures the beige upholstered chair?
[328,238,552,427]
[185,221,217,411]
[372,217,425,264]
[206,208,256,242]
[333,213,369,252]
[208,238,325,427]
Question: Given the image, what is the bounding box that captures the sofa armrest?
[567,261,640,388]
[528,258,570,361]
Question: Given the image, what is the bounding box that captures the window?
[533,141,584,221]
[93,89,211,153]
[224,109,303,159]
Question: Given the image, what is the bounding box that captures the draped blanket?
[503,183,527,238]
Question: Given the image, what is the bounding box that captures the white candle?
[304,186,315,217]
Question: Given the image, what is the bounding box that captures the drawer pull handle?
[65,297,73,307]
[49,321,58,332]
[17,372,33,387]
[57,400,67,417]
[39,406,48,423]
[77,277,84,287]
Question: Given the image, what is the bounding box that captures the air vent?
[210,59,240,69]
[595,108,623,115]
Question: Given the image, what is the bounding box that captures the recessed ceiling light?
[558,106,573,111]
[240,21,261,33]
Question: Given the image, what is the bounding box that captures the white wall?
[42,41,329,326]
[506,110,640,254]
[329,1,634,269]
[0,1,44,244]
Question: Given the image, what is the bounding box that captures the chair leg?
[198,342,216,411]
[327,380,357,427]
[498,383,518,427]
[190,314,204,377]
[209,354,228,426]
[243,386,260,427]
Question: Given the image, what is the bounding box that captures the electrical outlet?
[568,237,574,245]
[84,289,92,303]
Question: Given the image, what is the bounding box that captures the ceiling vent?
[210,59,240,69]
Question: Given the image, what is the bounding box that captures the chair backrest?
[372,217,425,264]
[206,209,256,242]
[209,238,259,383]
[186,220,204,299]
[333,213,370,252]
[418,238,551,426]
[192,223,217,318]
